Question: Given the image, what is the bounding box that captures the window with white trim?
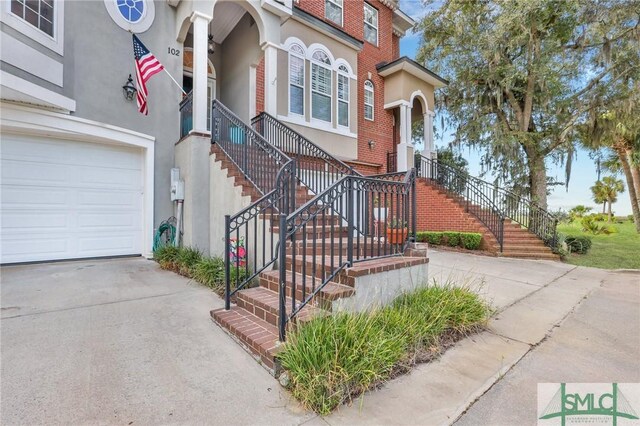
[289,44,305,116]
[311,50,332,123]
[364,3,378,46]
[364,80,374,121]
[325,0,343,27]
[10,0,54,36]
[337,65,349,127]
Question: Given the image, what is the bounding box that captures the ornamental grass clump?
[278,283,490,415]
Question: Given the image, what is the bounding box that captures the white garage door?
[1,135,144,263]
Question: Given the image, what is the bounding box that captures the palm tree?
[591,181,608,214]
[599,176,625,222]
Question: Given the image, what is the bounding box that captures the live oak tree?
[416,0,640,210]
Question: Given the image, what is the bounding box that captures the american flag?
[132,34,164,115]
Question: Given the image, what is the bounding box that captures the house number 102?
[168,47,180,56]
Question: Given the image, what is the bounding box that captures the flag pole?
[164,68,187,95]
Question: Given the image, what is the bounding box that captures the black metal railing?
[216,103,417,341]
[179,91,193,139]
[416,155,559,249]
[277,169,416,340]
[252,112,361,195]
[214,101,297,307]
[214,101,291,195]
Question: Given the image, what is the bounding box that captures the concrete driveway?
[2,253,637,425]
[1,258,311,425]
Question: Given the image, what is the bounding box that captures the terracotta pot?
[386,227,408,244]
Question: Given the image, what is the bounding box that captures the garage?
[1,134,145,264]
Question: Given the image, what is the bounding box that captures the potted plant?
[373,196,388,222]
[386,217,408,244]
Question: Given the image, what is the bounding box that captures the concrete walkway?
[1,252,637,425]
[322,250,639,426]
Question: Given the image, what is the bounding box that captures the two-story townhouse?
[1,0,445,264]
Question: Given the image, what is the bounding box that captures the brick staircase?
[210,140,428,374]
[417,178,559,260]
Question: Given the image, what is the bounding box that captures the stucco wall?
[220,13,262,123]
[1,1,182,229]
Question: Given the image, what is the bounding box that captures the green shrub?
[175,247,202,277]
[443,232,460,247]
[416,231,482,250]
[460,233,482,250]
[416,231,443,245]
[279,284,490,415]
[192,256,225,291]
[564,235,593,254]
[153,245,179,269]
[628,215,635,223]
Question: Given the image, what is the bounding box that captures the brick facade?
[295,0,400,170]
[256,57,265,115]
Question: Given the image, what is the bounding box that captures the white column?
[423,112,432,158]
[397,103,412,171]
[191,11,212,134]
[263,43,278,115]
[427,111,435,158]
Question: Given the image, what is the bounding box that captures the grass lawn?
[558,221,640,270]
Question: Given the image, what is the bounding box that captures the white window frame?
[1,0,64,54]
[364,3,378,46]
[310,49,333,124]
[337,65,350,129]
[288,44,306,117]
[364,80,374,121]
[325,0,343,27]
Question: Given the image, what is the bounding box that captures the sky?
[397,0,633,216]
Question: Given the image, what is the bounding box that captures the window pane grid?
[364,80,374,120]
[289,52,305,116]
[364,3,378,45]
[11,0,54,36]
[325,0,343,26]
[338,73,349,127]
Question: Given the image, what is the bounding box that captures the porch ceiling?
[209,1,245,44]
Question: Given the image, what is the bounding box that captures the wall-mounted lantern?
[122,74,137,101]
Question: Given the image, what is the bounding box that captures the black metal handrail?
[252,112,361,195]
[277,168,416,340]
[179,91,193,139]
[214,101,297,307]
[213,101,290,195]
[416,155,559,249]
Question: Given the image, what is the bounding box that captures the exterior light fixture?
[122,74,137,101]
[368,140,376,149]
[208,34,215,54]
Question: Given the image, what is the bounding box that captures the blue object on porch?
[230,126,245,144]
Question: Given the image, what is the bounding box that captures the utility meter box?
[170,168,185,201]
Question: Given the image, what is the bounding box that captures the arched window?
[288,44,305,116]
[311,49,332,122]
[364,80,374,121]
[337,65,349,127]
